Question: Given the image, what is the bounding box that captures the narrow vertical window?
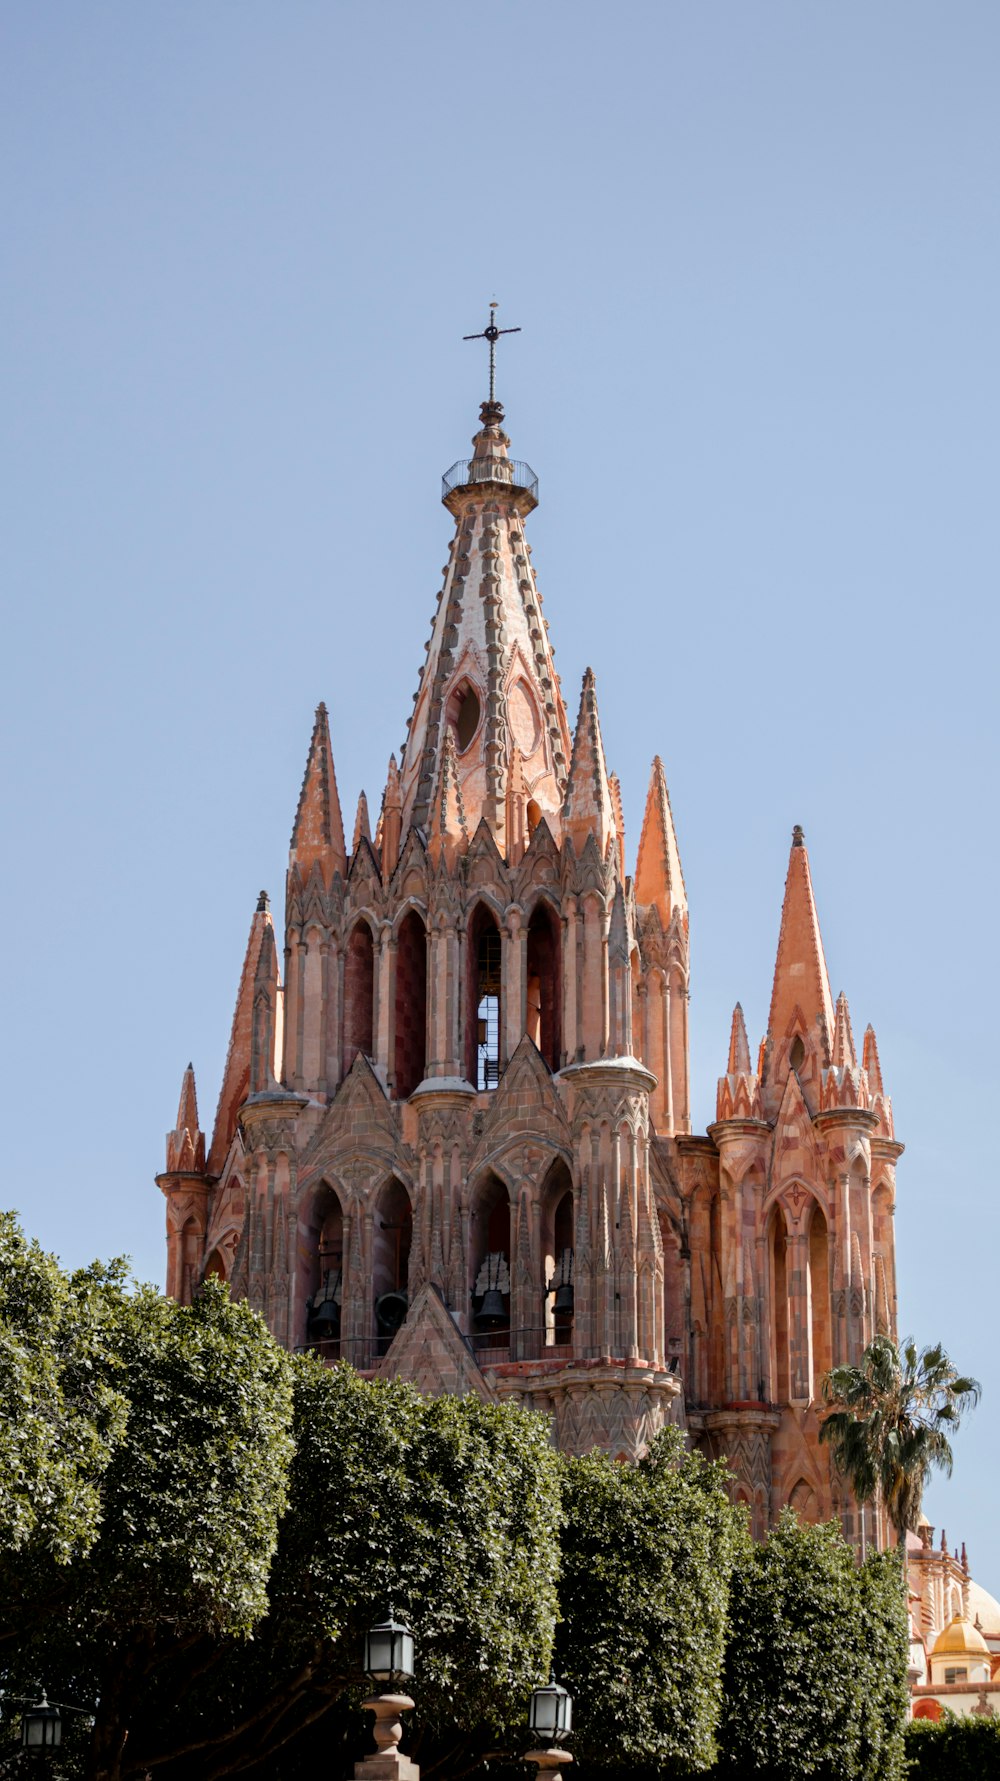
[526,900,561,1071]
[468,905,502,1089]
[393,910,427,1098]
[343,920,375,1075]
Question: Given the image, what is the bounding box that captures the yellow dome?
[931,1614,991,1659]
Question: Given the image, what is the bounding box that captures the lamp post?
[525,1677,573,1775]
[354,1616,419,1781]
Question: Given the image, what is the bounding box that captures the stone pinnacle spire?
[562,668,617,858]
[767,826,835,1066]
[166,1063,205,1174]
[207,893,277,1175]
[727,1003,752,1075]
[399,388,570,854]
[427,727,468,869]
[289,703,346,882]
[635,756,687,929]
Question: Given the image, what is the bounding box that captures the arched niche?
[302,1183,344,1356]
[203,1248,227,1282]
[393,909,427,1099]
[807,1200,832,1396]
[769,1205,790,1404]
[789,1477,819,1522]
[343,919,375,1076]
[373,1178,412,1355]
[526,900,561,1072]
[470,1172,511,1344]
[540,1159,574,1346]
[467,903,502,1090]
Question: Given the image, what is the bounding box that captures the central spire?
[399,343,570,854]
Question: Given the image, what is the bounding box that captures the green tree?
[139,1363,562,1781]
[0,1221,562,1781]
[555,1427,744,1777]
[716,1510,909,1781]
[820,1336,980,1541]
[0,1213,130,1622]
[903,1715,1000,1780]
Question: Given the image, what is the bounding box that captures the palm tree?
[820,1334,981,1544]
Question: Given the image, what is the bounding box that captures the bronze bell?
[553,1280,575,1318]
[376,1290,408,1339]
[475,1287,508,1330]
[309,1296,340,1336]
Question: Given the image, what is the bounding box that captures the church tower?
[159,335,901,1522]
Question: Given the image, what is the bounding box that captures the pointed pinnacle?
[290,703,347,877]
[563,667,616,856]
[352,790,372,853]
[635,755,687,925]
[767,829,835,1057]
[727,1003,752,1075]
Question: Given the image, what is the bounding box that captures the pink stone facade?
[158,392,901,1532]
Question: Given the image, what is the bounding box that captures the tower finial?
[463,302,521,408]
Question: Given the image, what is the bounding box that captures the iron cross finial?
[463,302,521,404]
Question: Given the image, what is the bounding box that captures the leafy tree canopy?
[716,1510,909,1781]
[556,1429,745,1776]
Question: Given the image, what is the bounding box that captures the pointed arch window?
[807,1203,832,1395]
[373,1179,412,1357]
[343,920,375,1076]
[304,1185,343,1357]
[789,1035,806,1072]
[471,1173,511,1346]
[447,680,482,754]
[468,905,502,1089]
[526,901,561,1072]
[770,1208,791,1404]
[394,910,427,1098]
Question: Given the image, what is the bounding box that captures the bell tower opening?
[373,1178,412,1357]
[468,904,502,1089]
[343,919,375,1076]
[471,1173,511,1348]
[526,900,561,1071]
[304,1184,343,1358]
[393,910,427,1098]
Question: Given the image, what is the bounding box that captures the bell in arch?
[473,1250,510,1330]
[549,1247,574,1320]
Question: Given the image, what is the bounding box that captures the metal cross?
[463,301,521,404]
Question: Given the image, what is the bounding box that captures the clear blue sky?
[4,5,997,1583]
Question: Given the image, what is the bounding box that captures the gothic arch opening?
[541,1159,574,1348]
[769,1206,791,1404]
[179,1217,200,1304]
[526,900,561,1072]
[807,1201,832,1397]
[789,1034,806,1072]
[467,903,502,1090]
[343,919,375,1076]
[203,1248,227,1282]
[447,679,482,754]
[303,1183,344,1357]
[394,909,427,1099]
[373,1178,412,1356]
[470,1172,511,1348]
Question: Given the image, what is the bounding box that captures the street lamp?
[354,1616,418,1781]
[21,1694,62,1752]
[363,1615,415,1686]
[526,1677,573,1775]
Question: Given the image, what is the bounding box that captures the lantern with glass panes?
[21,1694,62,1752]
[364,1614,415,1686]
[356,1617,418,1781]
[525,1676,573,1773]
